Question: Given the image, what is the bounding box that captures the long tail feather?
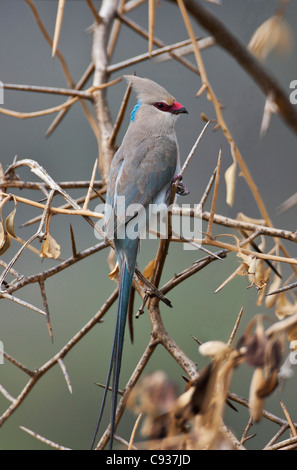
[90,261,134,450]
[90,320,118,449]
[110,263,133,447]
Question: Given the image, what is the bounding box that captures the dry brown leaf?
[5,205,17,238]
[127,371,178,440]
[260,93,278,136]
[249,366,279,422]
[142,258,156,282]
[138,346,239,449]
[190,349,239,449]
[0,200,40,256]
[248,15,292,61]
[128,371,177,416]
[257,266,271,305]
[288,324,297,346]
[169,365,228,449]
[237,316,266,368]
[239,252,256,283]
[236,212,266,226]
[199,340,228,358]
[224,161,237,207]
[249,367,266,422]
[265,273,282,309]
[0,218,11,255]
[247,255,257,278]
[254,258,269,288]
[0,201,18,255]
[107,247,116,273]
[275,293,297,320]
[257,369,279,399]
[40,233,61,259]
[237,314,284,370]
[235,234,270,291]
[109,262,119,280]
[235,239,259,288]
[237,315,291,423]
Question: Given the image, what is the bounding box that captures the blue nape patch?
[130,102,141,122]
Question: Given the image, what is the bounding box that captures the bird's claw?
[173,175,190,196]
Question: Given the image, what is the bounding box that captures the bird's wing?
[109,135,177,231]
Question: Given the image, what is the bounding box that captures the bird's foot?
[172,174,190,196]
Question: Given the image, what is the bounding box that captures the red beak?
[171,101,188,115]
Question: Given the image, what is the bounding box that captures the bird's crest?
[124,75,175,106]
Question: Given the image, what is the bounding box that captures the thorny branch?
[1,0,297,451]
[168,0,297,135]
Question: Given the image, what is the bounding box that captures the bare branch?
[19,426,71,450]
[168,0,297,135]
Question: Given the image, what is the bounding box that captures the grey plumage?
[91,76,187,449]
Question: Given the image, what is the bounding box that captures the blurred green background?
[0,0,297,450]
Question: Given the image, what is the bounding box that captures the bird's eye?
[154,102,169,112]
